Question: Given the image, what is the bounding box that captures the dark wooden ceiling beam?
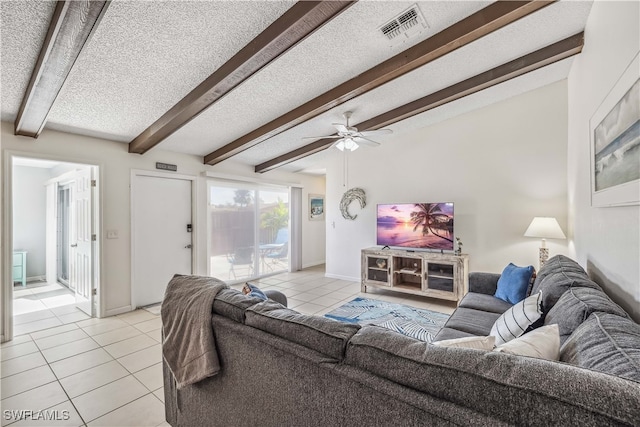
[254,32,584,173]
[205,0,555,166]
[128,1,356,155]
[14,0,110,138]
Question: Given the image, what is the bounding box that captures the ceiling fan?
[304,111,393,151]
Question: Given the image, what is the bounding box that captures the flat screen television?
[377,203,454,251]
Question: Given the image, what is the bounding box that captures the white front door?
[70,168,94,316]
[132,175,192,308]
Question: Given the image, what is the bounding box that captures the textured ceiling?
[0,1,594,174]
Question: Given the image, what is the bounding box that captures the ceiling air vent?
[379,4,428,46]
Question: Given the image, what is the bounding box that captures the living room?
[2,0,637,325]
[0,0,638,425]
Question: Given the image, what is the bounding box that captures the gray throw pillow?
[529,255,601,313]
[545,287,629,345]
[561,312,640,383]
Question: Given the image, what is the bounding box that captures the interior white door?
[133,175,192,307]
[71,168,93,316]
[45,182,58,286]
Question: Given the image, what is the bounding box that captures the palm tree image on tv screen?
[376,203,454,251]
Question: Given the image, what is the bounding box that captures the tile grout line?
[4,313,164,426]
[6,268,453,426]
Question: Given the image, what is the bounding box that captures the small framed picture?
[309,194,325,221]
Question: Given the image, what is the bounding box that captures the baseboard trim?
[325,272,359,282]
[104,305,133,317]
[302,260,325,269]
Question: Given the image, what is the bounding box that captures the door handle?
[184,244,192,249]
[70,244,78,248]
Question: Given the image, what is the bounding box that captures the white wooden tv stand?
[361,247,469,304]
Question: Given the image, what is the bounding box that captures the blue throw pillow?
[494,263,536,304]
[242,283,268,301]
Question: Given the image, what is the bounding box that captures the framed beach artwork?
[309,194,325,221]
[590,53,640,207]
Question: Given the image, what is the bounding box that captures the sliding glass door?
[208,181,289,282]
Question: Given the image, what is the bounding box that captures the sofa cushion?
[494,263,535,304]
[245,299,360,360]
[561,312,640,383]
[544,287,630,345]
[494,324,560,361]
[529,255,602,313]
[440,307,501,336]
[213,288,265,324]
[490,292,543,346]
[458,293,513,314]
[432,327,476,342]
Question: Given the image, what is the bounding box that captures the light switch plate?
[106,230,119,239]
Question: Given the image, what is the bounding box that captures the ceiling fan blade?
[358,128,393,137]
[354,136,381,147]
[332,123,349,133]
[302,135,342,140]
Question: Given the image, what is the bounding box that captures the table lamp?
[524,217,566,268]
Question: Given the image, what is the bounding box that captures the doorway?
[131,171,194,308]
[57,184,71,287]
[5,155,100,339]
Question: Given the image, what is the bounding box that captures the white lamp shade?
[524,217,566,239]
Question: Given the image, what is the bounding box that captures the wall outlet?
[106,230,119,239]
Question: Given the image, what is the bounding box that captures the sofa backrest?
[245,299,360,360]
[345,325,640,425]
[213,288,266,323]
[530,255,602,313]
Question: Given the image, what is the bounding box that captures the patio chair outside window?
[227,246,253,279]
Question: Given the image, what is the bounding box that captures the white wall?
[567,1,639,321]
[1,122,326,318]
[12,166,50,279]
[302,175,327,268]
[326,80,570,281]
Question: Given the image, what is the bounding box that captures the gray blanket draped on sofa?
[161,274,228,389]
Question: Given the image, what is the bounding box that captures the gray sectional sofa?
[162,255,640,426]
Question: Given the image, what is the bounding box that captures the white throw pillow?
[433,335,496,351]
[490,291,542,346]
[493,324,560,360]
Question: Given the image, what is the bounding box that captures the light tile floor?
[12,282,92,337]
[1,265,456,426]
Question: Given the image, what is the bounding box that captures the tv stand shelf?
[361,247,469,304]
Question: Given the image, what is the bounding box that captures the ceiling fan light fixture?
[336,138,358,152]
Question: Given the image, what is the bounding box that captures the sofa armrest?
[264,289,287,307]
[469,272,500,295]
